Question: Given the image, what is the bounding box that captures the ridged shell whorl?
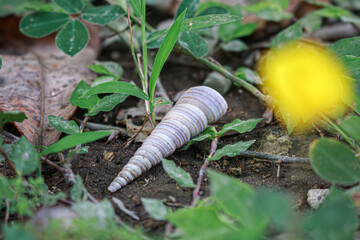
[108,86,228,193]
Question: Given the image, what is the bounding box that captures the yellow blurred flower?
[258,41,353,131]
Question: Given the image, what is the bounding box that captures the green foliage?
[0,175,65,217]
[180,31,208,58]
[20,12,70,38]
[339,115,360,143]
[141,198,169,221]
[83,81,148,100]
[304,186,358,240]
[181,126,217,150]
[328,36,360,58]
[0,111,27,127]
[0,144,13,163]
[11,136,39,175]
[40,131,112,156]
[235,67,262,85]
[0,56,2,69]
[175,0,199,19]
[3,225,37,240]
[270,22,302,48]
[56,19,89,56]
[218,118,262,137]
[243,0,292,22]
[300,13,322,33]
[87,93,128,116]
[48,115,79,135]
[219,22,258,42]
[82,5,125,25]
[339,55,360,80]
[149,9,187,100]
[70,80,100,110]
[147,14,243,43]
[208,140,255,161]
[153,97,173,106]
[129,0,141,18]
[162,159,196,188]
[70,175,88,202]
[220,39,248,52]
[310,138,360,185]
[53,0,84,14]
[88,61,124,80]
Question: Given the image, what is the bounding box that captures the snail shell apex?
[108,86,228,193]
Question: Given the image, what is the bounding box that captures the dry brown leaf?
[0,16,100,146]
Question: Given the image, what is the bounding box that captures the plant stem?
[125,0,145,86]
[177,46,269,104]
[239,150,309,163]
[321,113,356,149]
[192,137,218,206]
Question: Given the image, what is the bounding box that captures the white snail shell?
[108,86,228,193]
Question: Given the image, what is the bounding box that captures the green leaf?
[70,175,87,202]
[0,111,27,127]
[83,81,149,101]
[313,6,351,18]
[20,12,70,38]
[53,0,84,14]
[56,19,89,56]
[48,115,79,135]
[72,199,114,228]
[153,97,173,106]
[197,6,228,16]
[141,198,169,221]
[40,131,112,156]
[147,14,243,43]
[327,36,360,58]
[11,136,39,175]
[304,186,358,240]
[149,9,187,99]
[254,189,295,230]
[162,159,195,188]
[175,0,199,19]
[219,22,257,42]
[218,118,262,137]
[270,22,302,48]
[300,13,322,33]
[310,138,360,185]
[70,80,99,110]
[243,1,292,21]
[220,39,248,52]
[179,31,208,58]
[339,55,360,80]
[67,146,89,159]
[0,144,13,163]
[339,115,360,143]
[88,61,124,78]
[208,140,255,161]
[0,57,2,69]
[91,76,115,87]
[235,67,262,85]
[281,111,299,135]
[168,205,240,239]
[3,225,37,240]
[208,170,267,228]
[82,5,125,25]
[87,93,128,116]
[129,0,141,18]
[181,127,217,151]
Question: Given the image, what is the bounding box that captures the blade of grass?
[149,9,187,100]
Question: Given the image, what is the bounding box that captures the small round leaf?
[310,138,360,185]
[82,5,125,25]
[20,12,70,38]
[56,19,89,56]
[180,32,208,58]
[54,0,84,14]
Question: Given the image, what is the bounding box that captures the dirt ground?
[38,47,331,233]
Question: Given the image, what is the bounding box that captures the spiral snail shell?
[108,86,228,193]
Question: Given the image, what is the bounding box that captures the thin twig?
[5,199,10,224]
[192,137,218,206]
[112,197,140,221]
[238,150,309,163]
[124,115,148,149]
